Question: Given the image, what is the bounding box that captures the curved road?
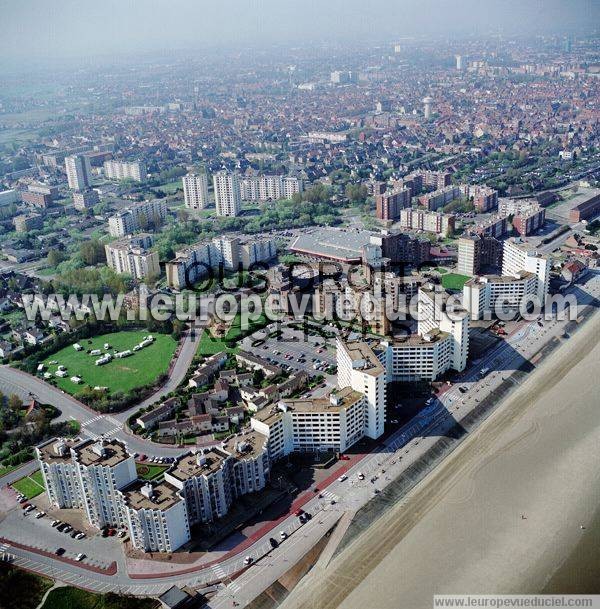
[0,330,201,464]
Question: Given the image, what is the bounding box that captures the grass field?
[136,463,168,480]
[41,331,177,395]
[441,273,471,291]
[41,586,159,609]
[12,470,45,499]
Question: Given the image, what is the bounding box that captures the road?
[0,273,598,600]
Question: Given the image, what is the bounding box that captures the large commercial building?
[213,172,241,217]
[513,207,546,236]
[399,208,455,237]
[462,272,538,319]
[65,155,92,191]
[104,160,147,182]
[182,173,209,209]
[502,238,549,303]
[105,234,160,280]
[108,200,167,237]
[569,191,600,222]
[240,175,303,201]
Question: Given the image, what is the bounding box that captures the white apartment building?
[108,199,167,237]
[399,208,455,237]
[120,482,190,553]
[251,340,386,459]
[213,172,241,217]
[251,388,368,459]
[240,175,303,201]
[417,284,469,372]
[166,236,277,288]
[104,159,147,182]
[212,235,240,270]
[165,433,269,525]
[502,238,550,303]
[71,439,137,529]
[65,154,92,191]
[183,173,209,209]
[240,238,277,268]
[462,272,538,319]
[105,234,160,280]
[36,438,84,509]
[336,339,387,439]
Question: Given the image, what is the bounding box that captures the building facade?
[183,173,209,209]
[213,172,241,217]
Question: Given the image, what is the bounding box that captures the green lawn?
[12,470,45,499]
[136,463,168,480]
[41,587,159,609]
[434,266,449,274]
[41,331,178,396]
[441,273,471,291]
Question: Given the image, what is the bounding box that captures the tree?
[8,394,23,413]
[47,249,65,268]
[79,239,106,266]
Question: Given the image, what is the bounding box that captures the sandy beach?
[281,311,600,609]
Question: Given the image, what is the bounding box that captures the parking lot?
[1,486,121,570]
[242,322,337,377]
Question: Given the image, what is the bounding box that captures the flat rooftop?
[168,447,231,480]
[73,439,131,468]
[290,228,375,263]
[122,480,182,511]
[465,271,536,286]
[389,329,450,346]
[37,438,80,464]
[340,340,385,376]
[283,386,363,414]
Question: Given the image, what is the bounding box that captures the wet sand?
[282,312,600,609]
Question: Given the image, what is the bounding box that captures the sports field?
[41,330,178,395]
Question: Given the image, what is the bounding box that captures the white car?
[75,532,86,540]
[243,556,253,565]
[35,511,46,519]
[338,475,347,482]
[75,553,85,562]
[279,531,287,540]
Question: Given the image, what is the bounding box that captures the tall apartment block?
[251,340,386,459]
[65,154,92,191]
[399,208,455,237]
[183,173,209,209]
[457,234,503,276]
[240,175,303,201]
[213,172,241,217]
[502,238,549,303]
[375,187,411,220]
[105,233,160,280]
[108,199,167,237]
[104,160,147,182]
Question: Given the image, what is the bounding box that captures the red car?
[294,509,304,516]
[339,455,350,461]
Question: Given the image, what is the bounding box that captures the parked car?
[338,474,348,482]
[75,553,85,562]
[75,532,85,540]
[269,537,278,549]
[54,548,65,556]
[279,531,287,540]
[35,511,46,519]
[51,520,61,528]
[243,556,253,565]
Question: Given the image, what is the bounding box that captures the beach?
[282,311,600,609]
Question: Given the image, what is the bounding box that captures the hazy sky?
[1,0,598,62]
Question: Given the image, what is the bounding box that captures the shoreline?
[281,309,600,609]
